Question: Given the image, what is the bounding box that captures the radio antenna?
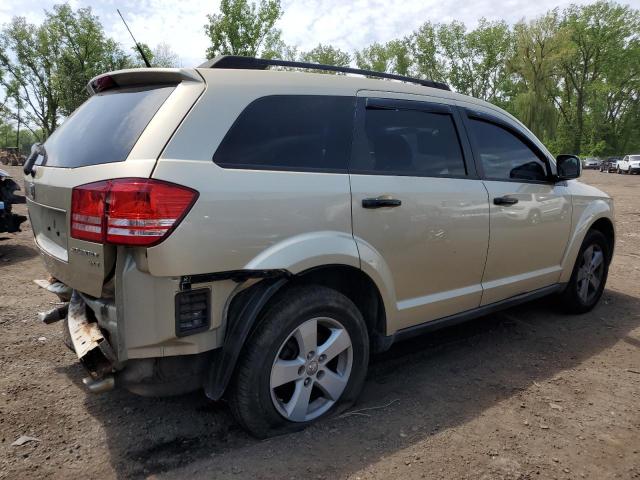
[117,9,152,68]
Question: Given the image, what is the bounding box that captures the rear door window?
[213,95,355,172]
[353,104,467,177]
[42,85,175,168]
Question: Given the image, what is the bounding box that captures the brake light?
[90,75,117,93]
[71,179,198,246]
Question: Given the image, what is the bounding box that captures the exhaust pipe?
[82,375,115,394]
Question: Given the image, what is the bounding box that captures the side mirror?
[556,154,581,180]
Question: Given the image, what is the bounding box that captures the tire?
[228,285,369,438]
[559,229,610,314]
[617,167,621,174]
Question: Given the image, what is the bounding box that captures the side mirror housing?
[556,154,581,180]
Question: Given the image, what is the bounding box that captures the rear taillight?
[71,178,198,246]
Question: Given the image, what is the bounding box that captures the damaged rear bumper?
[60,289,213,396]
[35,275,217,396]
[66,290,121,391]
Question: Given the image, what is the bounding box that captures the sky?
[2,0,640,68]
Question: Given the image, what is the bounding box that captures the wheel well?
[284,265,388,352]
[590,218,615,258]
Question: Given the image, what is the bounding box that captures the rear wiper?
[23,143,43,177]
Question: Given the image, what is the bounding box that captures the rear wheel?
[229,285,369,438]
[560,230,610,314]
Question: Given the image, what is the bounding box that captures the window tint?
[43,86,174,168]
[467,118,549,181]
[213,95,354,171]
[355,107,467,177]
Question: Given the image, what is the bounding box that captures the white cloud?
[2,0,639,68]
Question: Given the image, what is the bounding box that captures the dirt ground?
[0,166,638,480]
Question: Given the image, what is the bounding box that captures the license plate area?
[29,201,68,261]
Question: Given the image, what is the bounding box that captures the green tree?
[411,22,446,82]
[132,42,154,67]
[133,42,180,67]
[299,44,351,71]
[355,42,390,72]
[204,0,283,59]
[0,17,60,137]
[47,4,131,116]
[437,19,514,102]
[557,1,638,154]
[355,39,412,75]
[509,12,566,141]
[261,36,297,61]
[0,4,131,138]
[583,12,640,155]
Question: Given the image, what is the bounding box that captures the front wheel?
[559,230,610,314]
[228,285,369,438]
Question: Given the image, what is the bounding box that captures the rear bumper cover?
[66,290,213,396]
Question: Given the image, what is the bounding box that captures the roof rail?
[199,55,451,91]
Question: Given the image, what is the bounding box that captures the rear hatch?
[25,68,205,297]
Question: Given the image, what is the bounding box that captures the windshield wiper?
[23,143,44,177]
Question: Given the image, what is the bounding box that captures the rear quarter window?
[42,85,175,168]
[213,95,355,172]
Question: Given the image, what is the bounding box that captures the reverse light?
[71,178,198,246]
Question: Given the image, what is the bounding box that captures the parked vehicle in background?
[617,155,640,174]
[600,157,621,173]
[0,147,26,166]
[582,157,600,169]
[0,168,27,234]
[24,57,615,437]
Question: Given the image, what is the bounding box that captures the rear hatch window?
[41,85,175,168]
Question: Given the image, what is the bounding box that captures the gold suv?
[24,56,614,437]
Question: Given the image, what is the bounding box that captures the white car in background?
[617,155,640,174]
[582,157,600,170]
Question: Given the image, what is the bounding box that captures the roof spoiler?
[199,55,451,91]
[86,68,202,95]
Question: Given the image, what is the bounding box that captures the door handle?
[493,195,519,206]
[362,197,402,209]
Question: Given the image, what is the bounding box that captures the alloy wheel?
[270,317,353,422]
[576,244,605,304]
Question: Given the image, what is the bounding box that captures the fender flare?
[204,276,288,400]
[559,204,614,284]
[203,231,397,399]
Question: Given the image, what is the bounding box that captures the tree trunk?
[573,92,584,154]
